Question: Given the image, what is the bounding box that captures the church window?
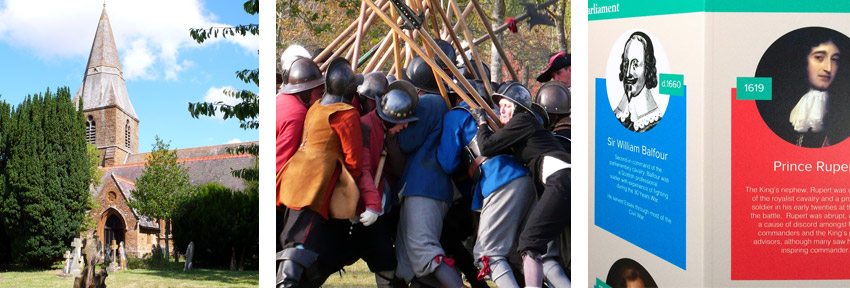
[125,120,131,148]
[86,116,96,144]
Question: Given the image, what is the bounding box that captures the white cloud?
[203,85,240,105]
[0,0,258,81]
[202,85,241,120]
[123,39,156,80]
[227,138,242,144]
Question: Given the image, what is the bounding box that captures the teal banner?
[588,0,705,21]
[708,0,850,13]
[589,0,850,21]
[736,77,772,100]
[659,74,684,96]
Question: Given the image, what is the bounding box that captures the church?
[71,6,255,257]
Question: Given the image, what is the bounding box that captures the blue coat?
[436,102,529,210]
[398,94,453,203]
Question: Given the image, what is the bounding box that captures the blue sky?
[0,0,259,152]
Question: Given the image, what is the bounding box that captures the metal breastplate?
[452,106,489,182]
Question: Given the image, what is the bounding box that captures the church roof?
[73,6,138,120]
[98,141,257,193]
[124,142,257,165]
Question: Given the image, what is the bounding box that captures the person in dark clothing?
[535,81,572,153]
[471,82,570,288]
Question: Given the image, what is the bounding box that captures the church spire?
[74,5,138,120]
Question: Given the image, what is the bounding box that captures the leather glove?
[359,210,379,226]
[470,108,488,126]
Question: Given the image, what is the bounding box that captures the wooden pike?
[470,0,519,82]
[323,1,389,70]
[374,50,392,74]
[450,0,493,97]
[352,0,368,68]
[448,2,473,39]
[317,0,390,68]
[364,0,500,130]
[418,0,451,108]
[323,35,357,71]
[374,149,387,188]
[390,4,403,77]
[315,0,387,63]
[429,0,476,82]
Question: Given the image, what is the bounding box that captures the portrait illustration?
[755,27,850,148]
[605,30,670,133]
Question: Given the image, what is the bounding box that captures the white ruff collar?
[615,89,661,131]
[789,89,829,133]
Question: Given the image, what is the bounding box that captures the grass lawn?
[0,265,258,287]
[322,260,496,287]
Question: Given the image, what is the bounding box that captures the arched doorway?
[103,213,125,260]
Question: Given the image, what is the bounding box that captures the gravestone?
[183,241,194,272]
[119,241,127,270]
[74,236,108,288]
[107,240,120,272]
[69,238,84,277]
[61,250,72,276]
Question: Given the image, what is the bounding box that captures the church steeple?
[75,6,140,166]
[74,6,138,120]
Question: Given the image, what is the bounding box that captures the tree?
[489,0,506,83]
[0,87,93,268]
[555,0,569,52]
[188,0,259,183]
[128,136,194,263]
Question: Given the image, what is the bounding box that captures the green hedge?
[172,183,258,269]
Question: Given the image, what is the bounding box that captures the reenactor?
[471,83,571,288]
[394,56,463,288]
[537,52,571,88]
[277,56,325,172]
[437,80,536,288]
[277,52,324,254]
[338,72,403,288]
[535,81,572,152]
[277,57,373,288]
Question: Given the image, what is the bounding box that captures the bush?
[126,248,174,270]
[172,183,258,270]
[127,254,147,270]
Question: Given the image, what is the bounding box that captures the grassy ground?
[323,260,496,287]
[0,264,258,288]
[322,260,376,288]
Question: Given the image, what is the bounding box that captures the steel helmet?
[406,56,441,94]
[357,72,389,101]
[434,39,457,70]
[280,57,324,94]
[535,81,571,114]
[377,80,419,124]
[323,57,358,100]
[280,44,312,83]
[491,82,532,113]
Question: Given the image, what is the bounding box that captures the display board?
[590,0,850,287]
